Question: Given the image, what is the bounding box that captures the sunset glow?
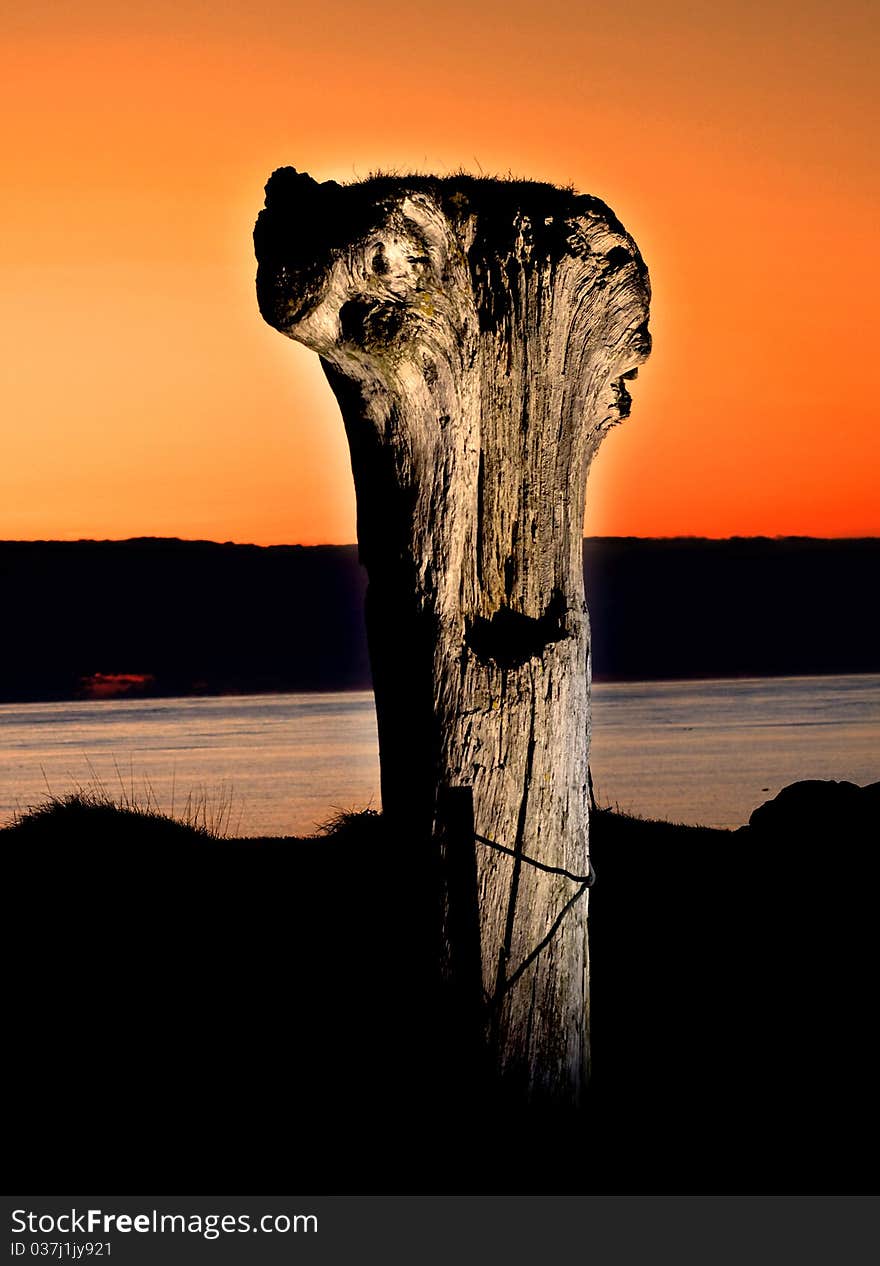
[2,2,877,543]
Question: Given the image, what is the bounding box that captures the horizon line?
[2,533,879,549]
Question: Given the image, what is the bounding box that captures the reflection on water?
[0,675,877,835]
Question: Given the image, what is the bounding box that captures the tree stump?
[255,170,651,1103]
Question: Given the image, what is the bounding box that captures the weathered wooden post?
[254,170,651,1103]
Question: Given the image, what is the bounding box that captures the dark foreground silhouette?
[4,781,878,1195]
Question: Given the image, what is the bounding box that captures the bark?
[255,170,651,1103]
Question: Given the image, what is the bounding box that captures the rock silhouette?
[748,778,879,840]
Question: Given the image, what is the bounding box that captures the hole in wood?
[465,591,569,669]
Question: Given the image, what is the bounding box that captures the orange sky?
[1,1,877,543]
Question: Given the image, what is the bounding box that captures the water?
[589,674,879,827]
[0,693,381,838]
[0,675,876,835]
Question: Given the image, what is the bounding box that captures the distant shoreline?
[2,536,877,705]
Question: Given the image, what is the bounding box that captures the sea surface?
[0,674,877,836]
